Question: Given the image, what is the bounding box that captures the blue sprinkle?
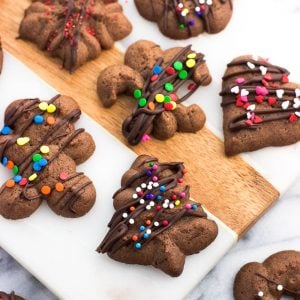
[34,115,44,124]
[139,225,145,232]
[159,186,166,192]
[188,20,195,26]
[2,156,8,166]
[146,170,152,177]
[39,158,48,167]
[148,193,154,199]
[153,65,162,75]
[156,195,162,201]
[14,175,22,183]
[192,204,198,210]
[135,242,142,249]
[33,161,42,172]
[1,126,11,135]
[143,233,149,239]
[145,194,151,199]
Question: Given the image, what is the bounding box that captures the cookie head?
[134,0,233,39]
[221,55,300,156]
[234,250,300,300]
[98,155,218,277]
[0,95,96,219]
[97,40,211,145]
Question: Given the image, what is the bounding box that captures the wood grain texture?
[0,0,279,236]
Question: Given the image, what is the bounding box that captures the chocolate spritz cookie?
[234,250,300,299]
[134,0,233,39]
[0,95,96,220]
[97,40,212,145]
[19,0,132,72]
[0,291,25,300]
[98,155,218,277]
[221,55,300,156]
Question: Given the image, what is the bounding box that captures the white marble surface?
[1,0,300,299]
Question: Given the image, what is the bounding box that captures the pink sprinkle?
[141,134,150,142]
[256,86,269,96]
[59,172,68,180]
[185,204,192,209]
[235,78,245,85]
[180,192,186,198]
[162,220,169,226]
[152,164,158,170]
[152,176,158,182]
[240,96,248,103]
[177,178,183,183]
[137,191,143,196]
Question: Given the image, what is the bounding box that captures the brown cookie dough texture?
[0,95,96,220]
[97,40,211,145]
[234,250,300,300]
[98,155,218,277]
[134,0,233,39]
[0,36,3,74]
[0,291,25,300]
[19,0,132,72]
[220,55,300,156]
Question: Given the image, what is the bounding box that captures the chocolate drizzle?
[0,95,92,213]
[220,57,300,131]
[98,156,207,254]
[163,0,230,35]
[0,291,17,300]
[122,45,207,145]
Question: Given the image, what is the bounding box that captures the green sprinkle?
[13,165,19,175]
[165,83,174,92]
[149,162,154,167]
[164,95,171,103]
[134,89,142,99]
[138,98,147,107]
[179,70,188,80]
[32,153,42,162]
[173,61,183,71]
[179,24,185,29]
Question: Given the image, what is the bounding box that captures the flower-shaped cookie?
[234,250,300,300]
[98,155,218,277]
[134,0,233,39]
[19,0,132,72]
[0,95,96,219]
[97,39,212,145]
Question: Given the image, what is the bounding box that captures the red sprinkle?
[262,79,269,87]
[281,74,289,83]
[263,73,272,81]
[156,205,162,211]
[151,74,159,82]
[162,220,169,226]
[164,103,173,111]
[188,83,197,91]
[245,120,253,127]
[253,116,263,124]
[268,97,277,105]
[170,93,178,101]
[171,194,177,200]
[166,67,176,75]
[236,99,244,107]
[177,178,183,183]
[289,113,298,122]
[19,178,28,186]
[255,95,264,104]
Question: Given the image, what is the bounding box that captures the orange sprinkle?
[41,185,51,195]
[182,168,188,174]
[132,235,138,241]
[129,206,135,212]
[145,220,151,226]
[55,182,64,192]
[148,102,155,111]
[6,160,14,169]
[46,116,55,125]
[5,179,15,188]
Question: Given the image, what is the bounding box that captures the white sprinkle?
[147,185,152,190]
[199,0,205,4]
[276,89,284,99]
[207,0,213,5]
[277,285,283,291]
[149,201,155,207]
[259,66,267,75]
[247,104,256,111]
[136,187,142,192]
[230,86,239,94]
[129,218,134,224]
[141,183,147,188]
[257,291,264,297]
[163,203,168,209]
[169,203,175,209]
[178,3,184,8]
[153,182,159,187]
[148,181,153,185]
[281,100,290,110]
[146,229,152,234]
[154,221,160,227]
[247,112,252,120]
[293,98,300,108]
[146,205,151,210]
[241,89,249,97]
[164,199,170,204]
[295,88,300,98]
[122,213,128,218]
[195,6,200,12]
[295,112,300,117]
[247,62,255,69]
[132,193,138,199]
[139,199,145,204]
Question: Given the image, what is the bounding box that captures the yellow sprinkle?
[39,102,48,111]
[187,53,197,59]
[182,8,189,15]
[47,104,57,113]
[170,101,177,110]
[186,59,196,68]
[29,173,37,182]
[155,94,165,103]
[175,200,181,206]
[17,137,30,146]
[40,145,50,154]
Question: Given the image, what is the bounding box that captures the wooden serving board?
[0,0,279,237]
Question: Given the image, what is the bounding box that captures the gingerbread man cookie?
[98,155,218,277]
[19,0,132,72]
[0,95,96,219]
[97,40,211,145]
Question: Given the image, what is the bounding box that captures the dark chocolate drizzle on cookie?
[220,58,300,131]
[122,45,207,145]
[0,95,92,213]
[163,0,230,35]
[98,156,207,254]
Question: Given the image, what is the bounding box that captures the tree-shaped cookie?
[134,0,233,39]
[221,55,300,156]
[97,39,212,145]
[0,291,25,300]
[98,155,218,277]
[234,250,300,300]
[0,95,96,220]
[19,0,132,72]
